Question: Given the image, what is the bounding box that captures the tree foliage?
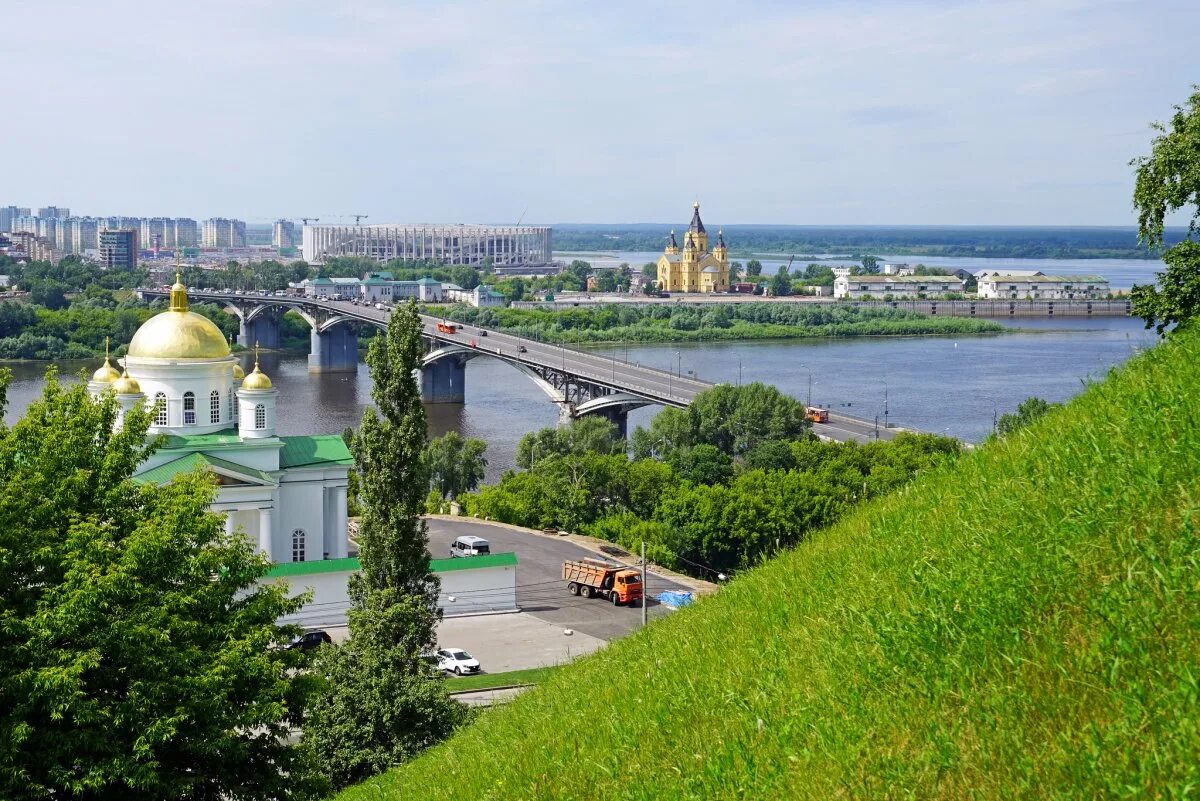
[995,396,1060,436]
[0,371,319,800]
[424,431,488,500]
[515,415,624,468]
[303,302,463,790]
[1131,86,1200,334]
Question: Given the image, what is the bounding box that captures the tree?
[996,396,1059,436]
[1131,86,1200,334]
[770,265,792,297]
[595,271,618,292]
[861,255,881,274]
[516,415,624,468]
[425,431,488,501]
[641,262,658,277]
[29,280,68,310]
[0,370,320,800]
[303,302,465,790]
[746,259,763,277]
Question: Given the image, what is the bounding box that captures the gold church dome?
[241,348,273,390]
[126,275,230,360]
[91,337,120,383]
[112,368,142,395]
[232,363,245,381]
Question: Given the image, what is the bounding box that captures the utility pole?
[641,540,648,628]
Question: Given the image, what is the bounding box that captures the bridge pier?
[239,312,281,349]
[422,356,466,403]
[308,325,359,373]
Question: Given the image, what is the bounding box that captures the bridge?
[138,289,899,442]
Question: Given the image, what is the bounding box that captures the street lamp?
[883,380,889,430]
[798,364,813,407]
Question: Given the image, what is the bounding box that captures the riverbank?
[427,303,1005,345]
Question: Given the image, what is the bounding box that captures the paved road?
[428,518,689,642]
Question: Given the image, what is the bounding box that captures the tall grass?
[336,329,1200,800]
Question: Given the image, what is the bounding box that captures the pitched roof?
[135,452,277,486]
[161,428,245,448]
[689,204,705,234]
[278,435,353,469]
[263,551,518,578]
[978,274,1108,283]
[660,254,681,263]
[841,275,963,284]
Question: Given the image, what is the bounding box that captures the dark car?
[286,630,332,651]
[518,345,527,353]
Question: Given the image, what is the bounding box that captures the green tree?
[1131,86,1200,334]
[668,443,733,485]
[594,271,618,292]
[425,431,488,501]
[996,396,1059,436]
[0,370,320,800]
[516,415,624,468]
[641,262,658,277]
[303,302,465,789]
[746,259,763,277]
[770,265,792,297]
[861,255,881,274]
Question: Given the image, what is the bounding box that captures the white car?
[436,648,481,675]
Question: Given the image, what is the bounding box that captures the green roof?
[980,274,1108,283]
[135,452,276,486]
[278,435,353,468]
[362,276,391,286]
[417,277,441,286]
[264,551,517,579]
[161,429,246,448]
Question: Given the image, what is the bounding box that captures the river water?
[3,316,1155,481]
[560,250,1165,290]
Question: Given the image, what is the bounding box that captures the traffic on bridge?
[138,288,903,443]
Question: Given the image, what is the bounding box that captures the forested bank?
[429,302,1004,344]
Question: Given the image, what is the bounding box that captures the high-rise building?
[273,219,296,249]
[12,215,40,235]
[37,206,70,219]
[37,217,58,242]
[0,206,21,232]
[174,218,198,248]
[98,228,138,270]
[141,217,171,250]
[202,218,247,248]
[69,217,99,254]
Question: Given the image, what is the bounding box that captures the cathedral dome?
[112,369,142,395]
[232,363,245,381]
[91,357,120,384]
[127,277,230,360]
[241,362,273,390]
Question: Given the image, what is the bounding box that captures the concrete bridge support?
[308,325,359,373]
[239,312,281,350]
[422,356,466,403]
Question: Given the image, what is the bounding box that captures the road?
[428,518,690,642]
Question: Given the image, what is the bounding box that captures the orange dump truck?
[563,558,643,607]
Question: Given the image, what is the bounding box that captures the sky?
[2,0,1197,226]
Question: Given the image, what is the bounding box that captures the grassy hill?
[337,329,1200,800]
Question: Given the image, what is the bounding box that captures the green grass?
[444,666,559,693]
[336,329,1200,800]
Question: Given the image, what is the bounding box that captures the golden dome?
[127,275,230,360]
[232,363,245,381]
[241,364,272,390]
[91,337,120,383]
[112,369,142,395]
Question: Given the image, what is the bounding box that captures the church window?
[291,529,306,562]
[183,392,196,425]
[255,403,266,429]
[153,392,167,426]
[210,390,221,424]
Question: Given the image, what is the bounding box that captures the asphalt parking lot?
[427,518,690,642]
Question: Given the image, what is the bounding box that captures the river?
[2,316,1155,481]
[558,250,1165,290]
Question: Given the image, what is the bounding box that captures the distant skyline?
[3,1,1197,226]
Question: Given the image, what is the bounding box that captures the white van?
[450,535,490,557]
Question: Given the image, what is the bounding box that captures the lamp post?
[883,380,889,430]
[799,364,813,407]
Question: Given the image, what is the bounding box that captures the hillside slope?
[338,331,1200,800]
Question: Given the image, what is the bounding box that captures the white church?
[88,277,353,566]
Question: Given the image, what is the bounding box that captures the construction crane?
[352,214,368,225]
[299,217,319,226]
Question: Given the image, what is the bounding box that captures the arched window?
[153,392,168,426]
[228,390,235,424]
[210,390,221,424]
[291,529,305,562]
[183,391,196,425]
[255,403,266,430]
